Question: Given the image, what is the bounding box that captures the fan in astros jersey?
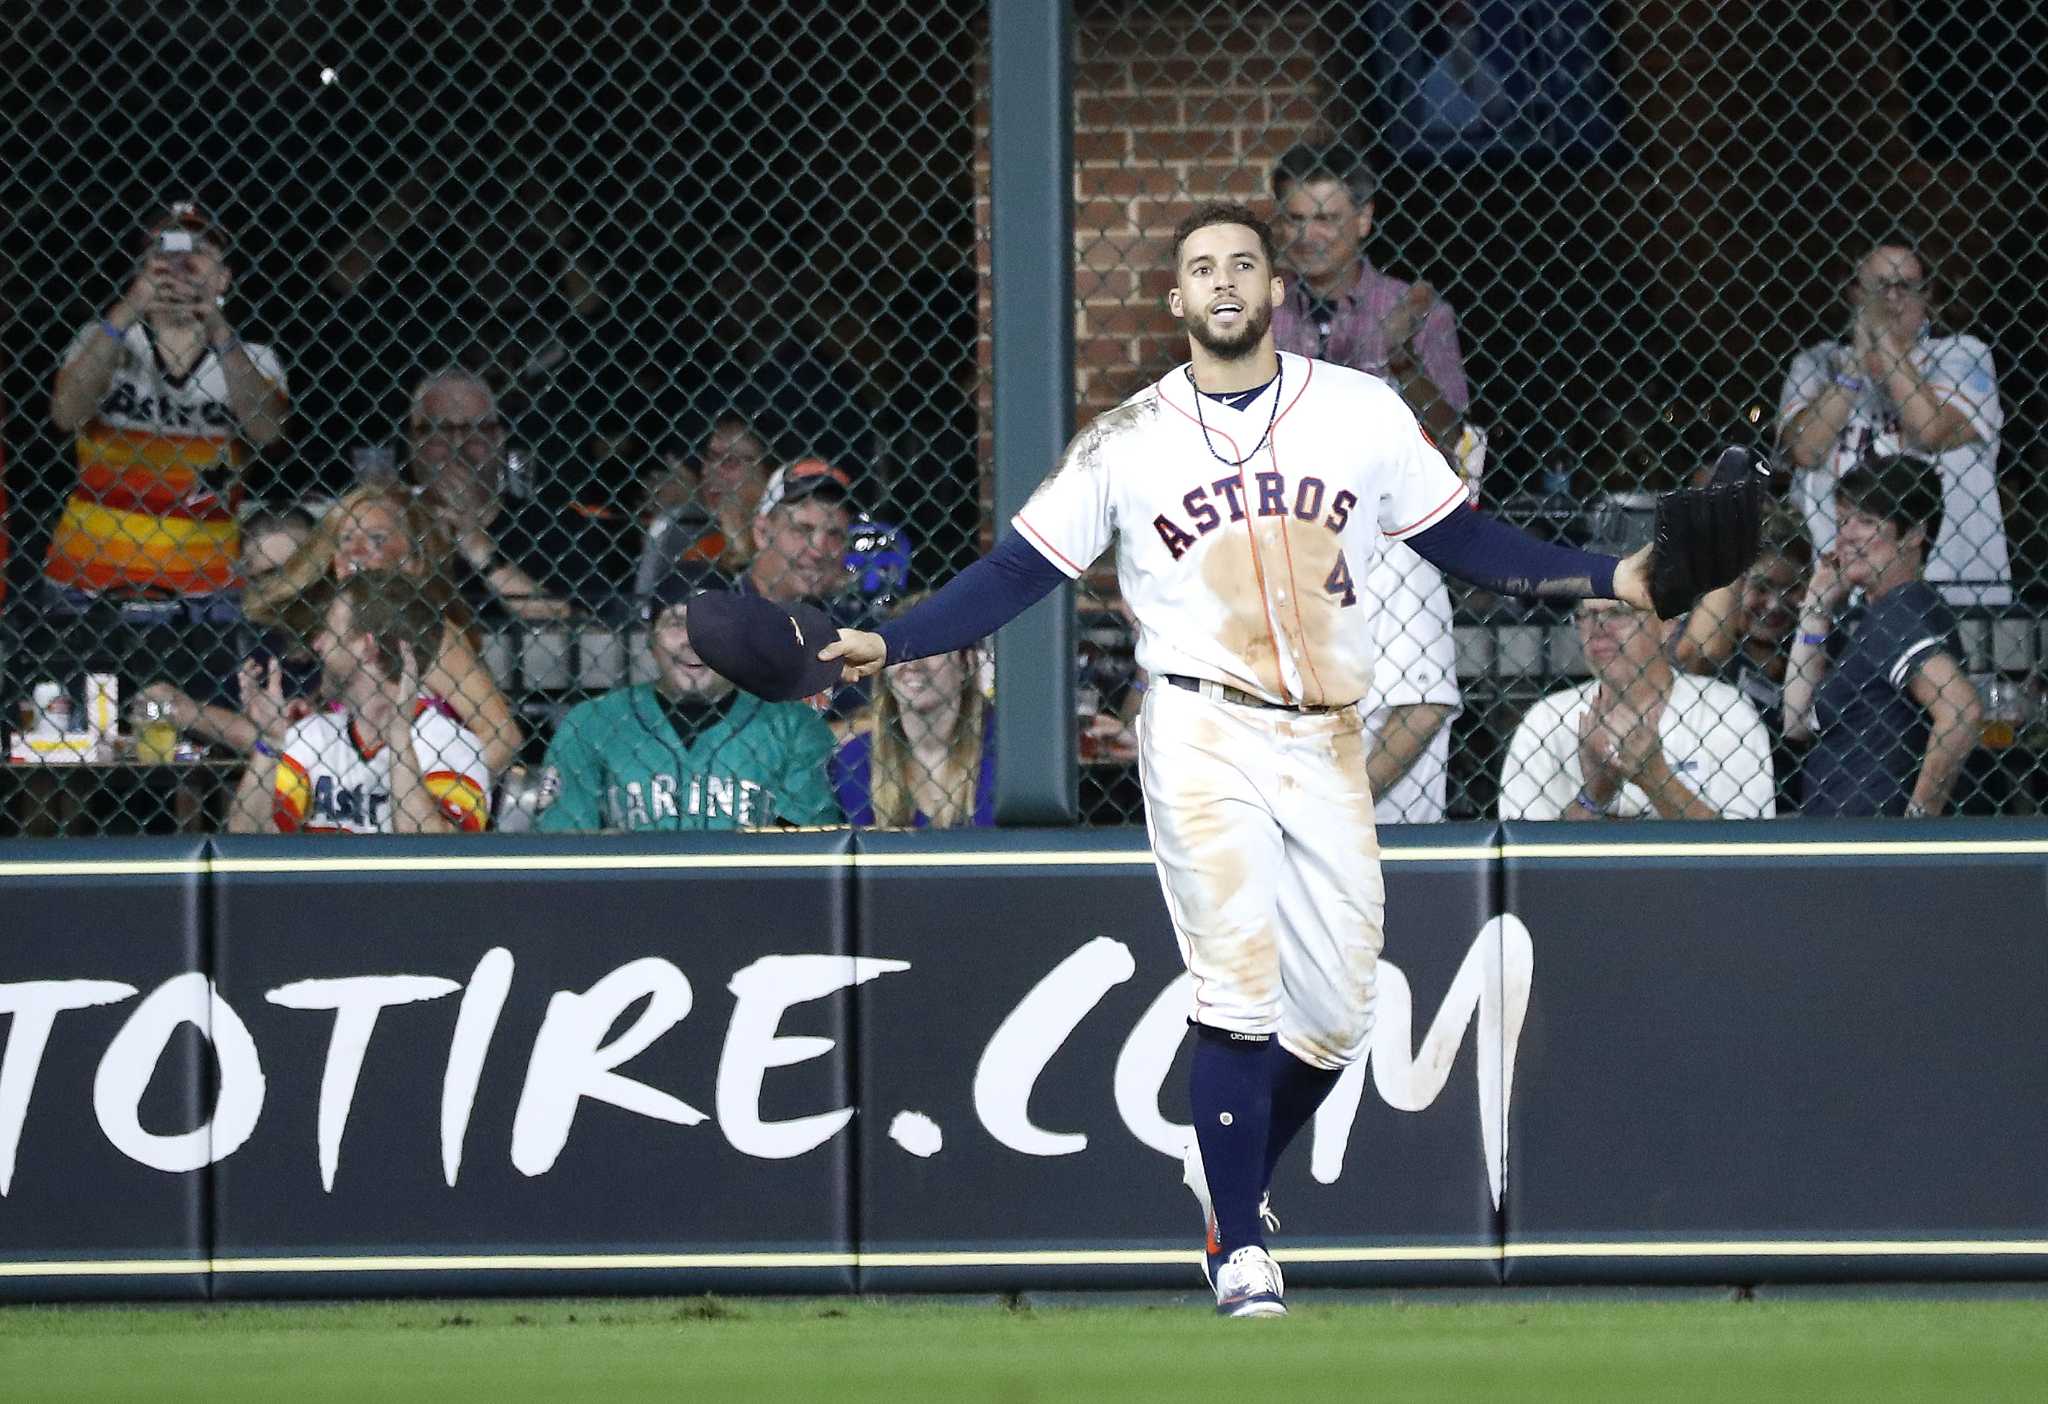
[228,569,490,835]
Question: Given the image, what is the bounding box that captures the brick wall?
[1067,6,1326,421]
[971,3,1327,496]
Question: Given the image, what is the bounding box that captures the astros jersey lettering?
[273,702,489,834]
[45,321,288,595]
[1014,353,1465,708]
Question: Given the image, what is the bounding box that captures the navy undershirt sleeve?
[877,531,1069,665]
[1403,507,1619,600]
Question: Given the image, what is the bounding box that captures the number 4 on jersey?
[1325,553,1357,606]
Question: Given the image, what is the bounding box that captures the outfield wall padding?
[0,821,2042,1299]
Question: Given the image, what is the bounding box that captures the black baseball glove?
[1647,446,1768,620]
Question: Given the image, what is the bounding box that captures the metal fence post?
[989,0,1077,825]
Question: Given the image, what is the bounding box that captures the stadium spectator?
[1673,504,1813,811]
[40,201,290,699]
[227,570,491,835]
[832,596,995,828]
[1778,239,2010,606]
[1268,142,1469,812]
[1499,506,1777,820]
[1361,542,1463,823]
[633,411,771,596]
[1268,141,1469,444]
[129,650,315,772]
[535,576,840,832]
[243,484,523,772]
[1785,454,1982,817]
[126,504,320,759]
[740,458,859,606]
[661,454,880,727]
[403,368,631,622]
[239,505,315,588]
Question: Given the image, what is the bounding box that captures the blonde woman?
[238,484,523,771]
[831,597,994,828]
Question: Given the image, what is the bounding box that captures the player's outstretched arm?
[819,531,1069,682]
[1404,508,1625,601]
[1406,447,1757,617]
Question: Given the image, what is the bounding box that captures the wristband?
[1573,786,1610,818]
[209,336,242,357]
[101,318,127,342]
[252,738,280,760]
[1797,631,1829,647]
[1830,375,1865,393]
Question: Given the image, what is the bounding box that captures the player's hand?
[820,628,886,682]
[1610,544,1655,612]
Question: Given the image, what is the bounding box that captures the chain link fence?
[3,0,2045,835]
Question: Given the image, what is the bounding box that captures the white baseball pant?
[1137,676,1386,1071]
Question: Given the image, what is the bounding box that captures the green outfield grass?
[2,1293,2044,1402]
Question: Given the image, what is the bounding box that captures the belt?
[1162,673,1348,713]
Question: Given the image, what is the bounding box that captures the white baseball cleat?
[1181,1137,1280,1291]
[1212,1245,1287,1318]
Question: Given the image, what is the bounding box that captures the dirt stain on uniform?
[1277,522,1369,707]
[1145,693,1281,1019]
[1200,528,1285,699]
[1067,397,1157,476]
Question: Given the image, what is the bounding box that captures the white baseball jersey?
[1779,333,2008,606]
[1361,539,1462,824]
[1017,353,1466,1070]
[1016,352,1467,709]
[273,701,491,833]
[1498,674,1776,820]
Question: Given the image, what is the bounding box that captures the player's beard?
[1187,299,1272,361]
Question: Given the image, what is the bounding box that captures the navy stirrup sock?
[1188,1023,1275,1255]
[1262,1048,1342,1189]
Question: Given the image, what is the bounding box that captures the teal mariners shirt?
[536,685,842,832]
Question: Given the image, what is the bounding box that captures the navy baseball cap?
[685,590,846,703]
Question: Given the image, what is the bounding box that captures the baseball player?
[227,569,490,835]
[808,202,1746,1317]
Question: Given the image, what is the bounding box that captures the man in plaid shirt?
[1268,142,1470,445]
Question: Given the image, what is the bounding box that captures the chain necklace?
[1186,357,1283,469]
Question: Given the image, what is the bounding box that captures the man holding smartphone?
[40,201,291,709]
